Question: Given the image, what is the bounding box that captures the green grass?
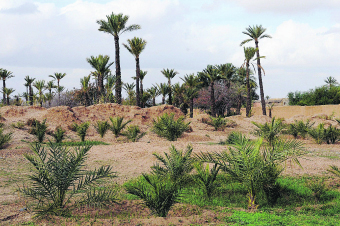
[20,140,109,146]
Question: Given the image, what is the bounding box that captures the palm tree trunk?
[190,98,194,118]
[6,95,9,105]
[162,95,165,105]
[2,80,6,105]
[255,41,266,116]
[140,80,144,108]
[57,80,60,106]
[135,57,140,107]
[114,35,122,104]
[29,85,33,106]
[153,97,155,106]
[168,79,172,105]
[98,73,103,99]
[236,97,242,115]
[246,62,251,117]
[210,81,216,117]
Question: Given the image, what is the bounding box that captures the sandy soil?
[1,104,340,225]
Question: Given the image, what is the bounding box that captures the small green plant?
[152,113,190,141]
[306,178,328,202]
[51,126,66,143]
[21,142,116,216]
[308,123,325,144]
[252,117,284,146]
[109,116,132,138]
[152,144,194,184]
[324,125,340,144]
[94,120,110,138]
[123,125,146,142]
[193,162,220,199]
[207,116,227,131]
[73,122,90,142]
[29,119,47,143]
[297,120,314,139]
[0,128,12,149]
[287,123,299,139]
[125,174,180,217]
[11,121,25,129]
[226,131,244,145]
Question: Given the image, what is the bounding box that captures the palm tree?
[86,55,114,100]
[123,37,147,107]
[97,13,141,104]
[241,47,265,117]
[139,70,147,97]
[198,65,221,117]
[216,63,236,88]
[24,76,35,106]
[325,76,338,88]
[105,74,116,102]
[123,82,136,105]
[181,74,201,118]
[161,69,178,105]
[46,81,57,107]
[147,86,159,106]
[49,73,66,106]
[0,69,14,105]
[157,83,169,105]
[33,80,46,107]
[80,75,91,106]
[235,84,247,115]
[2,88,15,105]
[241,25,272,116]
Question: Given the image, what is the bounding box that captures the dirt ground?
[1,104,340,225]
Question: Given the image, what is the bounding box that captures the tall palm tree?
[325,76,338,88]
[97,13,141,104]
[86,55,114,101]
[0,69,14,105]
[123,82,136,105]
[161,68,178,105]
[46,81,57,107]
[241,47,265,117]
[198,65,221,117]
[181,74,201,118]
[147,86,159,106]
[139,70,147,97]
[105,74,116,102]
[80,75,91,106]
[157,83,169,105]
[2,88,15,105]
[216,63,236,88]
[24,76,35,106]
[241,25,271,116]
[33,80,46,107]
[123,37,147,107]
[49,72,66,106]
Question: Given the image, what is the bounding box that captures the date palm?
[2,87,15,105]
[325,76,338,88]
[241,47,265,117]
[181,74,201,118]
[157,83,169,105]
[46,81,57,107]
[161,69,178,105]
[147,86,159,106]
[123,37,147,107]
[105,74,116,102]
[86,55,114,100]
[33,80,46,107]
[140,70,147,97]
[97,13,141,104]
[24,76,35,106]
[49,73,66,106]
[241,25,272,116]
[0,69,14,105]
[198,65,221,117]
[216,63,236,88]
[80,75,91,106]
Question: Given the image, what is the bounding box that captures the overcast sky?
[1,0,340,99]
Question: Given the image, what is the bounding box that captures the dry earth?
[1,104,340,225]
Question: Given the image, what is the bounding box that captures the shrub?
[0,128,12,149]
[324,125,340,144]
[123,125,146,142]
[94,120,110,138]
[287,123,299,139]
[297,120,314,139]
[21,142,116,216]
[203,116,228,131]
[308,123,325,144]
[73,122,90,142]
[152,144,194,184]
[51,126,66,143]
[26,118,37,126]
[125,174,180,217]
[226,131,244,145]
[11,121,25,129]
[252,117,284,146]
[306,178,328,202]
[152,113,190,141]
[109,116,132,138]
[193,162,220,199]
[29,119,47,143]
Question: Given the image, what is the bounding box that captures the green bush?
[94,120,110,138]
[205,116,228,131]
[11,121,25,129]
[51,126,66,143]
[29,119,47,143]
[123,125,146,142]
[226,131,244,145]
[73,122,90,142]
[193,163,220,199]
[0,128,12,149]
[21,142,116,216]
[308,123,325,144]
[252,117,284,146]
[305,178,328,202]
[109,116,132,138]
[324,124,340,144]
[297,120,314,139]
[125,174,180,217]
[152,113,190,141]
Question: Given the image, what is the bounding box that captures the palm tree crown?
[0,69,14,105]
[161,68,178,105]
[97,12,141,105]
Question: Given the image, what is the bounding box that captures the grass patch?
[56,141,109,146]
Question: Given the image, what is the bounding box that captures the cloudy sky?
[1,0,340,99]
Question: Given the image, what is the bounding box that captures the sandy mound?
[285,113,340,128]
